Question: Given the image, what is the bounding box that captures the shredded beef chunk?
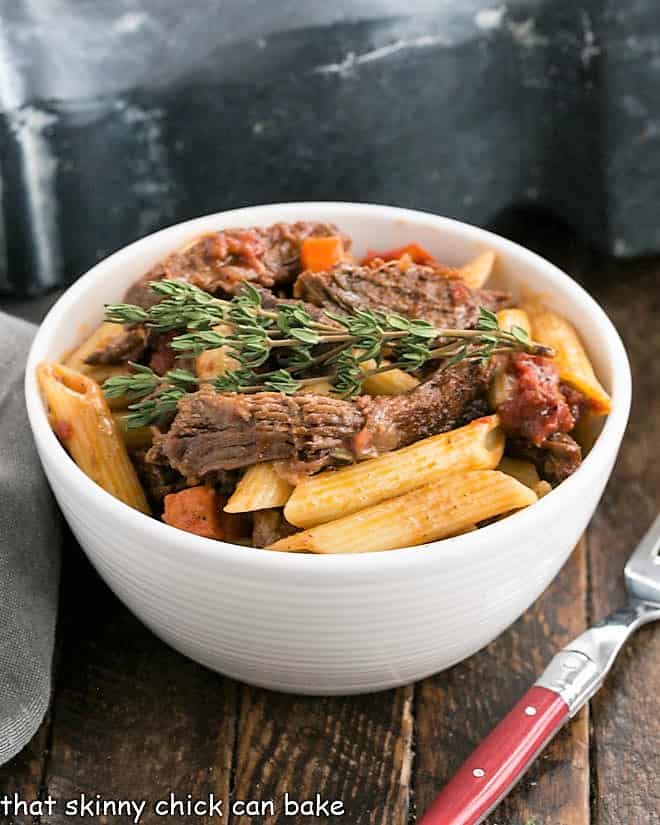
[84,327,147,366]
[355,360,495,454]
[156,360,494,478]
[125,221,350,308]
[131,448,187,511]
[295,260,510,329]
[154,387,365,477]
[252,509,298,548]
[511,433,582,485]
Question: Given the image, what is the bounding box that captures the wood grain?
[0,718,51,825]
[585,258,660,825]
[231,685,413,825]
[414,538,589,825]
[38,545,238,825]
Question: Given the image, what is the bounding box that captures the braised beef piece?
[255,286,340,325]
[456,397,491,427]
[148,331,178,376]
[295,260,511,329]
[125,221,350,309]
[131,447,187,511]
[252,509,298,548]
[86,326,196,372]
[152,360,494,479]
[150,387,365,478]
[560,382,590,422]
[510,433,582,485]
[355,360,495,454]
[84,327,147,365]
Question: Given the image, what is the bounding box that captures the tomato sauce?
[497,353,575,446]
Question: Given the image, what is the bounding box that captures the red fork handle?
[418,686,570,825]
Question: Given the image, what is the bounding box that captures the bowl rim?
[25,201,632,574]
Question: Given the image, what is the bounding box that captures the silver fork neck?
[535,597,660,716]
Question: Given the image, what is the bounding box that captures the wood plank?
[414,538,589,825]
[584,258,660,825]
[39,545,238,825]
[231,685,413,825]
[0,718,51,825]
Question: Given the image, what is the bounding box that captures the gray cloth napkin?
[0,312,60,765]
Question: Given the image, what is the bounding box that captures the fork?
[418,514,660,825]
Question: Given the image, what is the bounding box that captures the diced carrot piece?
[163,486,222,538]
[300,236,345,272]
[163,486,243,540]
[163,486,252,541]
[361,243,438,266]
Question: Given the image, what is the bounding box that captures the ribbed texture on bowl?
[43,447,610,693]
[26,203,631,694]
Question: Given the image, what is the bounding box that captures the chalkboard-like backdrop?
[1,0,659,295]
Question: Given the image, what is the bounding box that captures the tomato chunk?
[361,243,438,266]
[497,354,576,446]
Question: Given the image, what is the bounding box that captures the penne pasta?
[362,367,420,396]
[270,470,537,553]
[488,366,514,410]
[284,415,504,529]
[534,480,552,499]
[571,413,599,454]
[224,462,294,513]
[38,362,151,514]
[300,362,419,397]
[65,322,132,385]
[299,377,335,396]
[497,456,540,489]
[528,307,612,413]
[195,323,239,382]
[496,308,532,337]
[456,250,496,289]
[66,321,124,369]
[112,413,153,451]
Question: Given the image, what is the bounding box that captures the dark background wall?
[1,0,659,296]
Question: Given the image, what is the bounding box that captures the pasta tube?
[571,414,599,454]
[284,415,504,529]
[65,322,131,385]
[270,470,537,553]
[224,462,294,513]
[496,308,532,336]
[112,413,153,451]
[457,250,496,289]
[529,308,611,413]
[299,377,335,395]
[38,362,150,514]
[497,456,540,489]
[195,323,239,381]
[534,480,552,498]
[65,321,124,369]
[362,367,420,395]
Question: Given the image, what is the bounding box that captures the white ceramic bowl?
[26,203,631,694]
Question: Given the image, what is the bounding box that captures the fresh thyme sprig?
[103,280,554,427]
[104,363,198,427]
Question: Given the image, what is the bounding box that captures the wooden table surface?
[2,216,659,825]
